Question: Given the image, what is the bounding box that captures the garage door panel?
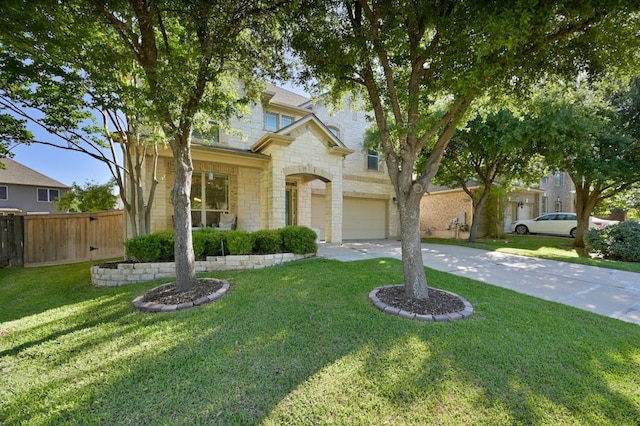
[343,198,386,239]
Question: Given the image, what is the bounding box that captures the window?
[0,185,7,200]
[541,196,548,214]
[367,149,380,171]
[191,172,229,227]
[281,115,294,128]
[37,188,59,202]
[192,125,219,144]
[265,112,279,131]
[555,199,562,212]
[554,172,563,187]
[328,126,340,138]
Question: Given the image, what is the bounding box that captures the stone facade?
[140,84,399,242]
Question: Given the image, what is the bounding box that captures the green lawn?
[2,259,640,425]
[424,235,640,273]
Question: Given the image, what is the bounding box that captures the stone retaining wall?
[91,253,313,287]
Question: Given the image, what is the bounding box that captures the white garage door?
[343,197,386,239]
[312,196,387,240]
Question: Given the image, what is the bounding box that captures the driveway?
[317,240,640,326]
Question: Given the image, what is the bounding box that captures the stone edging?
[92,253,313,286]
[132,279,230,312]
[369,285,473,322]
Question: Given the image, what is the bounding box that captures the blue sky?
[9,81,309,188]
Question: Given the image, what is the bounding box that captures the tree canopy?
[56,180,117,213]
[291,0,640,299]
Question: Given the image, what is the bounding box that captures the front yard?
[1,258,640,424]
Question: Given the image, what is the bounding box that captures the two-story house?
[143,84,400,242]
[0,158,69,214]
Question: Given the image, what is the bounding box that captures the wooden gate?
[22,210,124,267]
[0,214,25,267]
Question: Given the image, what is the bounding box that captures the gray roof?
[0,158,69,188]
[265,83,310,107]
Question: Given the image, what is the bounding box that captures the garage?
[343,197,387,239]
[312,195,387,240]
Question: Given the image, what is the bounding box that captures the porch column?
[325,179,343,243]
[269,167,287,230]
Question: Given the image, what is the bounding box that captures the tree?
[533,79,640,248]
[433,110,543,242]
[0,2,160,237]
[292,1,640,299]
[1,0,290,291]
[56,180,117,213]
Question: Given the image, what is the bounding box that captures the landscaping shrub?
[225,230,254,255]
[124,230,174,262]
[252,229,284,254]
[585,221,640,262]
[195,228,226,257]
[191,230,208,260]
[281,225,318,255]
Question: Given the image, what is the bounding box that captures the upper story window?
[553,172,563,187]
[281,115,294,128]
[265,112,279,131]
[0,185,7,200]
[328,126,340,138]
[192,125,220,144]
[367,149,380,171]
[37,188,59,202]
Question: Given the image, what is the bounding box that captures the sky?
[8,81,309,188]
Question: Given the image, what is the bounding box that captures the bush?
[225,230,254,255]
[252,229,284,254]
[194,228,226,257]
[281,226,318,255]
[585,221,640,262]
[124,230,174,262]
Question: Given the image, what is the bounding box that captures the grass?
[2,258,640,424]
[423,235,640,273]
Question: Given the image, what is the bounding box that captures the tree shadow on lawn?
[6,258,640,424]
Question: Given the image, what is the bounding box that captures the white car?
[510,213,619,237]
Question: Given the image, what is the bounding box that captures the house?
[0,158,69,214]
[143,84,400,242]
[419,171,577,238]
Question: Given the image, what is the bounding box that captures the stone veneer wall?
[92,253,313,287]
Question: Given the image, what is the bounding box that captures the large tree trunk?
[573,183,599,248]
[171,138,197,292]
[398,192,429,300]
[468,191,490,243]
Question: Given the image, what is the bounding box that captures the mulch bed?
[375,286,466,315]
[140,278,225,305]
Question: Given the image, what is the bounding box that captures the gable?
[0,159,69,188]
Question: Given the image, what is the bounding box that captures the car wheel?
[515,224,529,235]
[570,228,577,238]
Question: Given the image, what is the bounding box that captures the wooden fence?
[0,210,124,267]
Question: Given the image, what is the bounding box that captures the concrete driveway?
[317,240,640,326]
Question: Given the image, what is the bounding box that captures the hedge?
[124,226,317,262]
[585,221,640,262]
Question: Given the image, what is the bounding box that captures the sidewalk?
[317,240,640,326]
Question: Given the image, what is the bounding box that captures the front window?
[281,115,294,128]
[555,199,562,212]
[554,172,563,187]
[192,125,219,144]
[37,188,59,202]
[367,149,380,171]
[0,185,7,200]
[191,172,229,227]
[541,196,548,214]
[328,126,340,138]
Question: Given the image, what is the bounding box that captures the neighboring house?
[0,158,69,214]
[142,84,400,242]
[420,171,577,237]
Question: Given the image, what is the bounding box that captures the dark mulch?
[141,278,225,305]
[376,286,466,315]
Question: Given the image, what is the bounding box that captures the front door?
[285,182,298,226]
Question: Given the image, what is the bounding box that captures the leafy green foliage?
[281,226,318,255]
[194,228,226,257]
[124,230,175,262]
[225,230,254,255]
[55,180,116,212]
[253,229,284,254]
[585,221,640,262]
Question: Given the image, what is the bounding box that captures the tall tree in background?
[56,180,117,213]
[1,0,290,291]
[535,79,640,248]
[292,1,640,299]
[433,110,543,243]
